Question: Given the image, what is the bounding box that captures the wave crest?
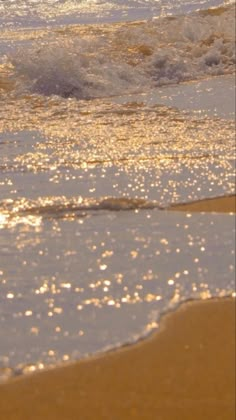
[10,39,139,99]
[8,4,235,98]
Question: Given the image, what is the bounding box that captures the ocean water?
[0,0,235,380]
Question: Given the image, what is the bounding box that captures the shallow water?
[0,0,234,28]
[0,209,235,379]
[0,0,235,380]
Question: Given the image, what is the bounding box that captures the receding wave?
[0,197,162,227]
[6,4,235,99]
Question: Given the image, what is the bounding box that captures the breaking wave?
[6,4,236,99]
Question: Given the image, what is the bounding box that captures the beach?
[0,296,235,420]
[0,0,235,416]
[0,195,235,420]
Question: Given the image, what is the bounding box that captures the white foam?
[10,39,143,98]
[8,4,236,98]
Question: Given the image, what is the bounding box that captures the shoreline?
[168,194,236,213]
[0,195,235,419]
[0,297,235,420]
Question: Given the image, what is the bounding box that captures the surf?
[1,4,234,99]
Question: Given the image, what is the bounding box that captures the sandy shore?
[0,195,235,420]
[0,298,235,420]
[169,195,236,213]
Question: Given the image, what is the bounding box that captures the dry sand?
[0,195,235,420]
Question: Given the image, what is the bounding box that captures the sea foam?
[8,4,236,99]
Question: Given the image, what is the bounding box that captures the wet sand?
[0,195,235,420]
[170,195,236,213]
[0,298,235,420]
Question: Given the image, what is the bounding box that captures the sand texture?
[0,298,235,420]
[169,195,236,213]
